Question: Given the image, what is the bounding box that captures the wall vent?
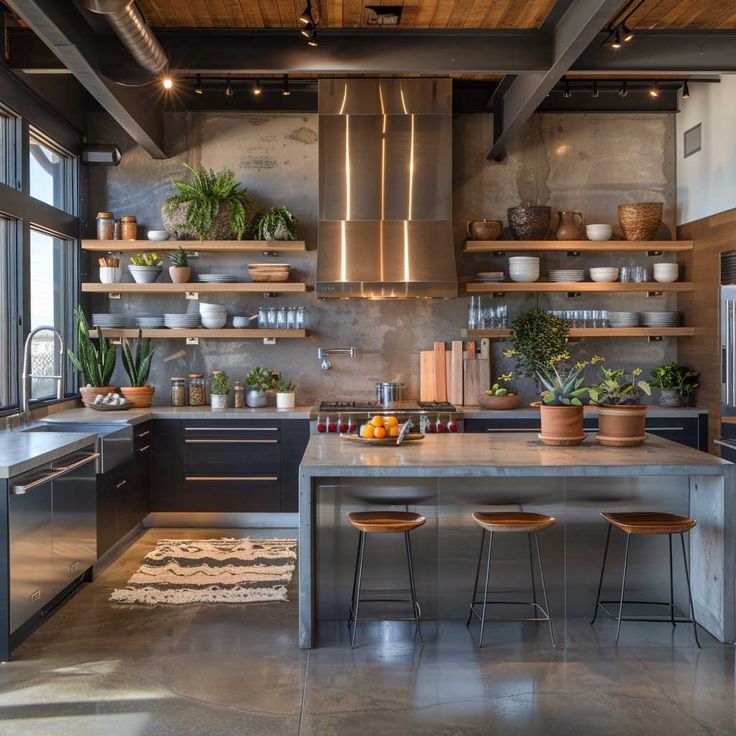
[684,123,702,158]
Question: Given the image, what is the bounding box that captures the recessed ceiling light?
[162,75,173,90]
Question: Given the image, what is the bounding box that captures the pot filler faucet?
[20,326,66,427]
[317,347,357,371]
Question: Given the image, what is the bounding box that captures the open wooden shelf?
[90,328,307,339]
[82,282,307,294]
[462,327,695,339]
[82,239,307,253]
[463,240,693,253]
[465,281,692,294]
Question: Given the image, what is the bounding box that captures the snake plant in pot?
[589,367,651,447]
[120,330,155,407]
[246,367,271,407]
[534,353,604,446]
[68,307,118,405]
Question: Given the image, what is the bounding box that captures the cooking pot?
[375,382,405,406]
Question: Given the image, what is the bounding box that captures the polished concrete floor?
[1,527,734,735]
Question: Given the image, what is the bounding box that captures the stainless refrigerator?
[716,251,736,460]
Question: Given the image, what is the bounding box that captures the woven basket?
[617,202,663,241]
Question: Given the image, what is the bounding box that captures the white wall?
[677,76,736,225]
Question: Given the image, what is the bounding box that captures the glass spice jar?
[188,373,206,406]
[170,377,186,407]
[233,381,244,409]
[120,215,137,240]
[96,211,115,240]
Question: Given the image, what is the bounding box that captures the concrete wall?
[676,76,736,226]
[86,110,677,404]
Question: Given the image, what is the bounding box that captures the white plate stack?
[199,302,227,329]
[508,256,540,283]
[135,316,165,329]
[548,269,585,283]
[164,313,200,329]
[198,274,237,283]
[608,311,640,327]
[92,313,127,329]
[641,311,679,327]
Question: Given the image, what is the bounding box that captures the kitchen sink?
[23,423,133,473]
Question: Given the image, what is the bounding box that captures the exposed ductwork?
[85,0,168,76]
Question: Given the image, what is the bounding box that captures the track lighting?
[282,74,291,96]
[611,27,622,49]
[299,1,313,25]
[618,81,628,98]
[300,21,314,38]
[621,22,634,42]
[682,81,690,100]
[253,79,262,96]
[224,78,233,97]
[298,0,319,46]
[307,32,319,47]
[649,81,660,98]
[592,81,599,98]
[195,74,203,95]
[562,78,571,98]
[162,75,173,90]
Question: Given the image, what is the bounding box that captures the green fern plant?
[68,306,116,387]
[254,206,297,241]
[164,164,253,240]
[121,330,154,387]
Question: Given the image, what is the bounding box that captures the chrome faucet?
[317,347,357,371]
[20,326,66,427]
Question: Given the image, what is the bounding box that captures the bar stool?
[591,512,701,647]
[346,511,426,648]
[466,511,557,647]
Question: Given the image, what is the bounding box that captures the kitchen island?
[299,433,736,648]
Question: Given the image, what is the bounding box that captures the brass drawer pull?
[184,427,279,432]
[137,444,151,453]
[136,430,151,438]
[185,476,278,481]
[116,479,127,489]
[184,439,278,444]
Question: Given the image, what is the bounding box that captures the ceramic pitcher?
[553,210,584,241]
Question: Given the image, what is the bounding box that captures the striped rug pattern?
[110,538,297,605]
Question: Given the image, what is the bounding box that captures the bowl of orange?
[341,415,424,445]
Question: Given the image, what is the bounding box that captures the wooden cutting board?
[420,350,436,401]
[463,357,490,405]
[448,341,464,405]
[479,338,492,391]
[434,341,447,402]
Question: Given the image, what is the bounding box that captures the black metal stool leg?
[668,534,676,627]
[591,523,612,625]
[467,529,486,626]
[534,532,556,647]
[680,532,702,648]
[404,531,423,645]
[350,531,367,649]
[615,532,631,645]
[528,533,538,616]
[347,530,363,627]
[477,531,495,648]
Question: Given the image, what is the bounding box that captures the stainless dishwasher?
[8,445,98,633]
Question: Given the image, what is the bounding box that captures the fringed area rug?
[110,537,297,605]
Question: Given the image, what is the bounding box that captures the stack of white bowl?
[548,269,585,283]
[232,315,253,328]
[653,263,679,283]
[199,302,227,329]
[608,311,640,327]
[589,267,620,283]
[508,256,540,283]
[586,224,613,241]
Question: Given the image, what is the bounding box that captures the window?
[0,217,14,407]
[29,129,75,213]
[0,105,18,187]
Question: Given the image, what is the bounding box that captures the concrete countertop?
[299,432,730,477]
[0,430,97,478]
[460,406,708,419]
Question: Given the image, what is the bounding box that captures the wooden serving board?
[339,433,425,445]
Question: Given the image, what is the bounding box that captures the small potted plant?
[650,363,700,407]
[120,330,155,407]
[210,370,230,410]
[534,354,604,446]
[245,367,271,407]
[168,246,191,283]
[128,252,162,283]
[275,376,296,409]
[478,373,521,410]
[67,306,117,405]
[589,367,652,446]
[253,206,298,241]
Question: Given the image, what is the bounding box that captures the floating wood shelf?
[89,329,307,339]
[462,327,695,339]
[463,240,693,253]
[465,281,692,294]
[82,282,307,294]
[82,239,307,253]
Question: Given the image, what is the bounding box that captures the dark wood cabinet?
[281,419,311,512]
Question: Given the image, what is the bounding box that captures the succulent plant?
[129,252,161,266]
[246,367,272,391]
[168,246,189,267]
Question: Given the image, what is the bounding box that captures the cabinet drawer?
[183,421,281,441]
[133,422,153,452]
[181,475,280,512]
[183,437,279,473]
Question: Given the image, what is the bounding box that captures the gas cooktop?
[316,400,457,413]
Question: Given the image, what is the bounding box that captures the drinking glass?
[258,306,268,328]
[286,307,296,329]
[276,307,287,329]
[620,267,631,283]
[267,307,277,328]
[296,307,306,329]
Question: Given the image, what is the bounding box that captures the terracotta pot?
[120,386,155,408]
[477,394,522,410]
[596,404,648,447]
[169,266,191,283]
[617,202,663,241]
[507,205,551,240]
[80,386,117,406]
[533,402,585,445]
[553,210,584,240]
[467,220,503,241]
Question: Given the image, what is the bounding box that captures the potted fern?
[246,367,271,407]
[68,306,117,405]
[162,164,255,240]
[210,370,230,410]
[120,330,155,407]
[168,246,191,283]
[275,375,296,409]
[254,206,298,241]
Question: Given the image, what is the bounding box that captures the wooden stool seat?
[601,512,696,535]
[347,511,426,534]
[472,511,556,534]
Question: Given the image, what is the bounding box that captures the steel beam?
[4,0,166,158]
[487,0,622,161]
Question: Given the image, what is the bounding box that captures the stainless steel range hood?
[317,79,457,298]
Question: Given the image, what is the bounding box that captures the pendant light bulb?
[162,75,174,90]
[649,81,660,98]
[592,80,599,98]
[300,22,314,38]
[282,74,291,97]
[621,22,634,42]
[225,78,234,97]
[253,79,262,96]
[618,80,628,98]
[682,81,690,100]
[307,30,318,47]
[562,78,571,99]
[298,2,312,24]
[195,74,204,95]
[611,27,622,49]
